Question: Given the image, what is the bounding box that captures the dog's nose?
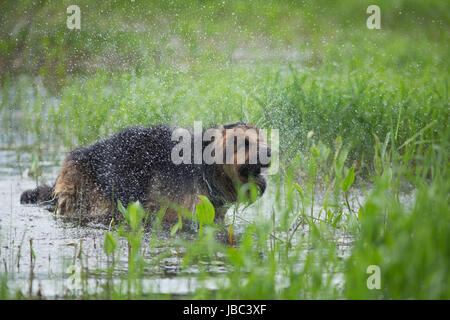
[267,147,272,158]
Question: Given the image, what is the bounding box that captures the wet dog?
[20,123,271,225]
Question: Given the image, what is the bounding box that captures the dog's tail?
[20,184,56,209]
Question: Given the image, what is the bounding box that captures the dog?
[20,123,271,225]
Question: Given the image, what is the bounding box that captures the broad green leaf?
[196,195,215,226]
[342,167,355,193]
[294,183,304,199]
[104,232,116,255]
[309,157,317,177]
[127,201,145,232]
[170,214,182,237]
[117,199,128,218]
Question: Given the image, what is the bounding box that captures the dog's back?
[71,126,175,207]
[21,123,270,224]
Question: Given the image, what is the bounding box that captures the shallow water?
[0,169,229,298]
[0,147,354,298]
[0,148,243,297]
[1,138,418,299]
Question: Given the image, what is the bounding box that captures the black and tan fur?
[20,123,271,225]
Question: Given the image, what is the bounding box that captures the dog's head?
[208,122,271,198]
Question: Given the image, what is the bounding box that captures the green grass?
[0,0,449,299]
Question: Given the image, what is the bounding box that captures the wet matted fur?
[20,123,271,225]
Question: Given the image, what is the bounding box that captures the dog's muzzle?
[239,164,268,195]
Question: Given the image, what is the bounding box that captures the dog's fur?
[20,123,270,225]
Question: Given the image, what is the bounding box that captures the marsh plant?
[0,0,448,300]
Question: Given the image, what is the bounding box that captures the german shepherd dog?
[20,123,271,225]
